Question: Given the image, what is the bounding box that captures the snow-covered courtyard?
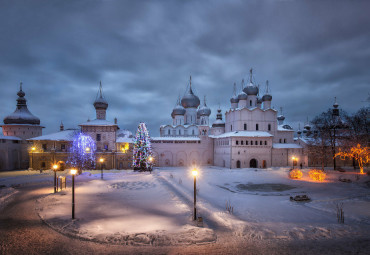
[11,167,365,246]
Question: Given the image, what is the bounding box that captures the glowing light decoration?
[132,122,153,171]
[335,144,369,174]
[67,132,96,172]
[309,169,326,181]
[289,169,303,179]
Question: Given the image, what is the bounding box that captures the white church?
[151,69,306,168]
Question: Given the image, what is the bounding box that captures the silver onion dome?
[238,92,248,100]
[243,82,259,95]
[198,96,211,116]
[172,104,186,116]
[230,95,239,103]
[262,94,272,101]
[277,115,285,121]
[181,77,200,108]
[3,83,41,125]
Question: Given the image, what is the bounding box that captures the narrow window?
[241,141,244,145]
[264,141,267,145]
[236,140,239,145]
[246,141,249,145]
[231,125,233,131]
[250,100,252,106]
[251,141,253,145]
[192,130,195,135]
[42,144,47,150]
[97,134,101,141]
[256,124,259,130]
[260,141,262,145]
[279,139,282,143]
[41,162,46,168]
[168,130,170,135]
[244,123,247,130]
[104,144,108,150]
[284,139,286,143]
[61,144,65,150]
[268,124,271,131]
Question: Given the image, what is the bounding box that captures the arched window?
[244,123,247,130]
[168,130,170,135]
[250,100,252,106]
[284,139,286,143]
[192,130,195,135]
[231,124,233,131]
[179,130,181,135]
[264,141,267,145]
[236,140,239,145]
[268,124,271,131]
[246,141,249,145]
[256,124,259,130]
[241,141,244,145]
[251,141,253,145]
[260,141,262,145]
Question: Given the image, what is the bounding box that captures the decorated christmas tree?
[67,132,96,173]
[132,122,153,171]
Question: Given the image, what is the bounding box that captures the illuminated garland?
[132,122,153,170]
[67,132,96,171]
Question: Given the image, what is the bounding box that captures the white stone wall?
[0,139,22,170]
[151,137,214,167]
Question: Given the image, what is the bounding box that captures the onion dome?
[3,82,41,125]
[262,80,272,101]
[172,97,186,116]
[230,95,239,104]
[304,123,311,131]
[238,92,248,100]
[198,96,211,116]
[181,76,200,108]
[277,115,285,121]
[297,130,302,135]
[212,108,225,127]
[230,82,239,103]
[93,81,108,110]
[243,69,259,95]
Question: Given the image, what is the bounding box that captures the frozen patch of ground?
[0,186,18,211]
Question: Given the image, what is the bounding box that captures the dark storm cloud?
[0,0,369,136]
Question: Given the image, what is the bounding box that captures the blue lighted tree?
[67,132,96,173]
[132,122,153,171]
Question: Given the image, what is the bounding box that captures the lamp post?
[53,164,58,193]
[31,147,35,169]
[99,158,104,180]
[70,169,77,219]
[148,156,153,172]
[192,168,198,221]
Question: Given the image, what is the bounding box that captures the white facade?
[153,72,306,169]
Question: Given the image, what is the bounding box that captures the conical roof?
[93,81,108,110]
[181,76,200,108]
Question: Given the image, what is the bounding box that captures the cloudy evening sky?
[0,0,369,136]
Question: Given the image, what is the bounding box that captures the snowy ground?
[2,167,370,247]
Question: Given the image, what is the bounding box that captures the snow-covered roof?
[151,137,200,141]
[277,125,294,132]
[0,134,21,140]
[79,119,116,126]
[160,124,199,128]
[28,129,78,141]
[116,137,134,143]
[272,143,302,149]
[210,131,273,138]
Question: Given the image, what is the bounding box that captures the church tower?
[93,81,108,120]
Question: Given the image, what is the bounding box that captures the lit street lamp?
[70,169,77,219]
[99,158,104,180]
[192,168,198,221]
[292,156,298,169]
[53,164,58,193]
[31,147,36,169]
